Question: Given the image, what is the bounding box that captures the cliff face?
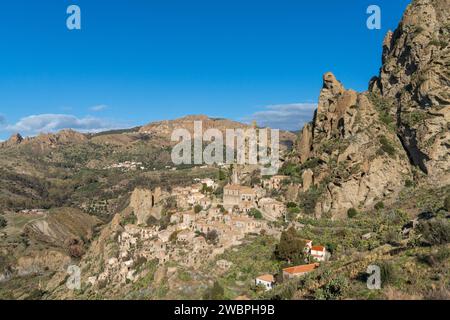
[371,0,449,181]
[295,0,449,218]
[296,73,411,218]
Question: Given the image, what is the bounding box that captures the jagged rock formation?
[129,187,163,224]
[0,129,88,151]
[294,0,448,218]
[370,0,449,182]
[1,133,23,148]
[296,72,411,218]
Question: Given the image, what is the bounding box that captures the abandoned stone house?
[262,175,289,190]
[223,184,257,212]
[258,197,286,221]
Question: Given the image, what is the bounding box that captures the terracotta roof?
[311,245,325,252]
[256,274,274,282]
[283,263,319,275]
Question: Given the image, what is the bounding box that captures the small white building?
[255,274,275,291]
[310,245,327,262]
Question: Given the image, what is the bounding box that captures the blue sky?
[0,0,411,139]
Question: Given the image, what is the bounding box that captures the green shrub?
[300,158,321,171]
[299,186,323,215]
[279,162,300,177]
[347,208,358,219]
[314,275,349,300]
[378,261,397,287]
[0,216,7,229]
[169,231,180,243]
[121,213,137,226]
[194,204,203,213]
[379,136,396,156]
[248,208,263,220]
[286,202,297,208]
[404,179,414,188]
[367,93,395,130]
[374,201,385,211]
[444,194,450,212]
[417,247,450,267]
[417,218,450,245]
[178,270,192,282]
[384,228,400,245]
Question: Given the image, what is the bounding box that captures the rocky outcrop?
[129,187,163,225]
[1,133,23,148]
[295,73,411,218]
[24,207,101,253]
[292,0,449,218]
[15,250,71,277]
[302,169,314,192]
[1,129,88,152]
[370,0,449,183]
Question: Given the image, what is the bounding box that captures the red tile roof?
[283,263,319,275]
[311,245,325,252]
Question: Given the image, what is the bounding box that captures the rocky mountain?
[295,72,411,218]
[370,0,449,182]
[293,0,449,218]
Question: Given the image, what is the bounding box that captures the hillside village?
[79,164,329,293]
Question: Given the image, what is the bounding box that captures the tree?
[205,229,219,244]
[248,208,263,220]
[218,169,226,181]
[201,184,213,194]
[347,208,358,219]
[274,227,306,264]
[194,204,203,213]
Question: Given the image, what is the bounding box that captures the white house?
[310,245,327,262]
[255,274,275,291]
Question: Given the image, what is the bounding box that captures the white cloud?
[90,104,108,112]
[4,114,122,135]
[244,103,317,131]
